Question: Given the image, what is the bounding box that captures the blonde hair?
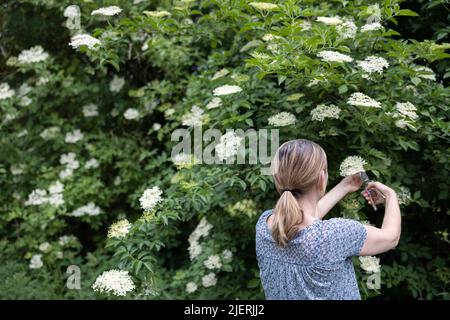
[270,139,327,247]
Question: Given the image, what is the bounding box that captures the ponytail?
[271,190,303,247]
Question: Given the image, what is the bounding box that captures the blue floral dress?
[256,209,367,300]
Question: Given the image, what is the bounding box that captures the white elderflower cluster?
[336,19,357,39]
[249,2,279,11]
[316,16,343,25]
[143,10,171,18]
[85,158,100,169]
[339,156,367,177]
[109,75,125,93]
[64,5,81,19]
[91,6,122,16]
[82,103,99,117]
[268,112,297,127]
[186,282,198,293]
[215,132,243,161]
[18,46,49,64]
[188,217,213,260]
[0,83,15,100]
[395,102,418,120]
[152,123,161,131]
[65,129,84,143]
[107,219,132,239]
[11,164,25,175]
[202,272,217,287]
[39,242,52,253]
[360,22,384,32]
[262,33,281,42]
[211,68,229,80]
[172,153,198,169]
[357,56,389,74]
[17,83,32,107]
[317,50,353,63]
[24,181,64,207]
[40,126,60,140]
[222,249,233,261]
[29,254,44,269]
[213,85,242,96]
[69,34,101,50]
[203,255,222,270]
[206,97,222,109]
[92,270,135,296]
[182,105,204,127]
[139,186,163,212]
[347,92,381,108]
[359,256,381,273]
[397,186,412,206]
[310,104,341,122]
[59,152,79,179]
[59,235,77,246]
[413,65,436,81]
[123,108,140,120]
[70,202,101,217]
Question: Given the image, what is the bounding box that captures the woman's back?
[256,209,367,300]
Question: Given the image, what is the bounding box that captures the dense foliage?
[0,0,449,299]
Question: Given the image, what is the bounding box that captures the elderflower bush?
[0,0,449,300]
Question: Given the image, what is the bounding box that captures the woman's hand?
[339,173,363,194]
[361,181,396,206]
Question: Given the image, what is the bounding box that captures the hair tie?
[282,188,292,193]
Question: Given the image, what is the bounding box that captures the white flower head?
[18,46,49,64]
[318,50,353,63]
[92,270,135,296]
[347,92,381,108]
[60,152,79,169]
[29,254,43,269]
[213,85,242,96]
[222,249,233,261]
[69,34,101,50]
[24,189,48,206]
[82,103,99,117]
[143,10,171,18]
[395,102,418,120]
[310,104,341,121]
[139,186,163,212]
[64,5,81,19]
[206,97,222,109]
[124,108,140,120]
[109,75,125,93]
[361,22,383,32]
[39,242,52,253]
[211,68,229,80]
[49,181,64,194]
[359,256,381,273]
[91,6,122,16]
[316,16,343,25]
[0,83,15,100]
[85,158,100,169]
[202,273,217,288]
[397,186,412,205]
[336,19,357,39]
[215,132,243,161]
[65,129,84,143]
[357,56,389,74]
[249,2,279,11]
[268,112,297,127]
[107,219,132,239]
[40,126,60,140]
[204,255,222,270]
[186,282,198,293]
[152,123,161,131]
[339,156,367,177]
[70,202,101,217]
[188,241,202,260]
[182,105,204,127]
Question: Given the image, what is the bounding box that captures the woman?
[256,139,401,300]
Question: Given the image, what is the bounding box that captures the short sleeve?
[327,218,367,260]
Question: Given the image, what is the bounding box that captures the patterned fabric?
[256,209,367,300]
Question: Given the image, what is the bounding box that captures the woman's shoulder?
[255,209,273,232]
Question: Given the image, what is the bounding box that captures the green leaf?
[397,9,419,16]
